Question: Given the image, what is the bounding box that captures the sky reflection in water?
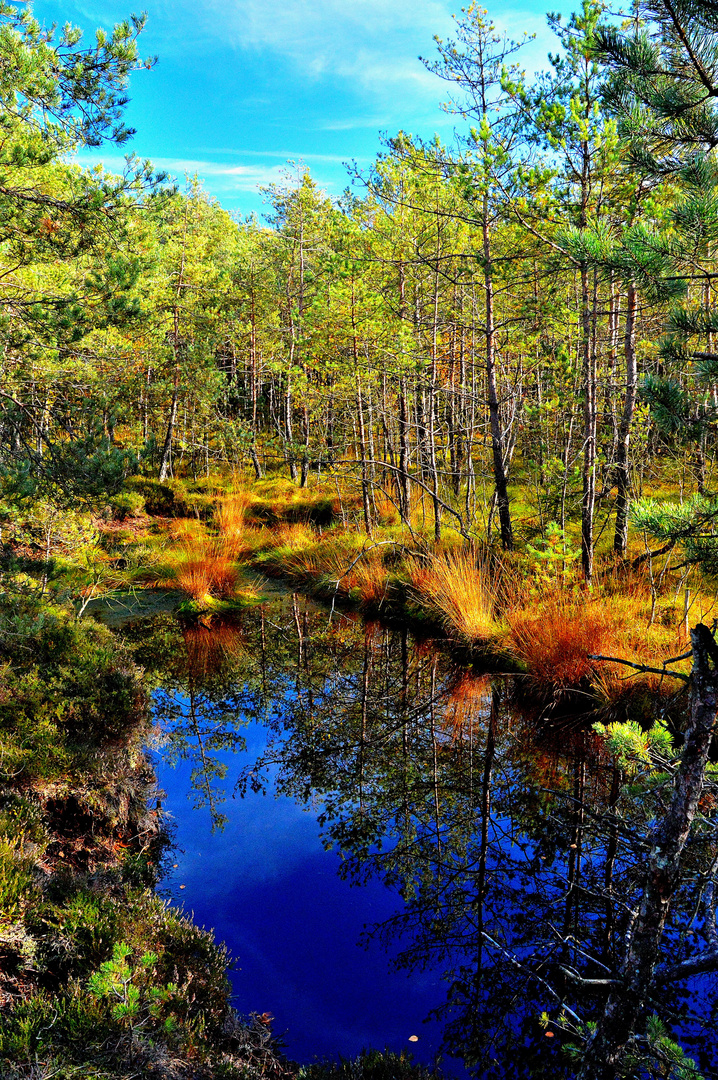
[152,734,450,1067]
[121,592,718,1079]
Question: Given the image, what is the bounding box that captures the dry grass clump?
[254,527,394,608]
[215,492,252,552]
[506,597,619,688]
[272,522,315,548]
[161,525,240,604]
[375,496,401,526]
[254,522,317,577]
[310,547,390,606]
[168,517,203,542]
[504,587,690,695]
[174,546,239,603]
[409,548,497,641]
[347,557,390,606]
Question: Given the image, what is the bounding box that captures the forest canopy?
[2,0,718,584]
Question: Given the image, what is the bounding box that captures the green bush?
[2,885,238,1074]
[125,477,178,516]
[124,477,217,520]
[107,491,145,520]
[0,839,35,922]
[0,588,148,782]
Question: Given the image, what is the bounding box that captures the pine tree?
[0,5,161,506]
[574,7,718,1077]
[595,1,718,567]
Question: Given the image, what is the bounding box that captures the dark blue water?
[121,596,718,1080]
[152,724,452,1068]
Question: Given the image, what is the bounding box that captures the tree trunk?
[614,281,638,556]
[484,203,513,550]
[580,263,597,580]
[429,254,442,544]
[159,227,186,482]
[398,376,411,525]
[356,375,373,538]
[158,366,179,481]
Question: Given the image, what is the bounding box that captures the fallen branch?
[588,653,691,683]
[655,947,718,983]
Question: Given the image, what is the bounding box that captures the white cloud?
[71,151,333,195]
[204,0,451,57]
[190,0,456,106]
[65,0,559,116]
[193,147,367,165]
[188,0,559,108]
[156,158,290,191]
[319,116,389,132]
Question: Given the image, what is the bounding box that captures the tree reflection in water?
[123,594,718,1078]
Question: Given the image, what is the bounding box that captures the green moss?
[0,593,148,777]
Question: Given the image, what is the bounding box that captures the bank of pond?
[0,584,715,1078]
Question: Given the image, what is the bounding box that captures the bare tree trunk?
[159,212,188,482]
[398,376,411,525]
[605,276,620,465]
[580,263,597,580]
[483,201,513,550]
[614,281,638,556]
[285,350,297,482]
[429,250,442,543]
[395,257,412,525]
[356,374,373,537]
[300,404,310,487]
[249,287,263,479]
[159,363,179,481]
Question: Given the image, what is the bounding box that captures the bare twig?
[589,654,691,683]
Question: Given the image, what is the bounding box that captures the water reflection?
[122,594,718,1078]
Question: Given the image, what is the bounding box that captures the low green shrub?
[125,477,179,516]
[0,839,35,923]
[107,491,145,520]
[0,588,148,774]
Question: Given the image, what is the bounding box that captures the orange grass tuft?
[347,557,390,606]
[507,598,617,687]
[164,528,240,603]
[174,548,239,602]
[215,492,252,552]
[501,588,691,694]
[272,522,315,548]
[409,548,496,641]
[375,496,400,526]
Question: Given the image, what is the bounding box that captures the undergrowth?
[94,475,712,710]
[0,582,294,1080]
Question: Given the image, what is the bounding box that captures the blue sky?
[30,0,570,219]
